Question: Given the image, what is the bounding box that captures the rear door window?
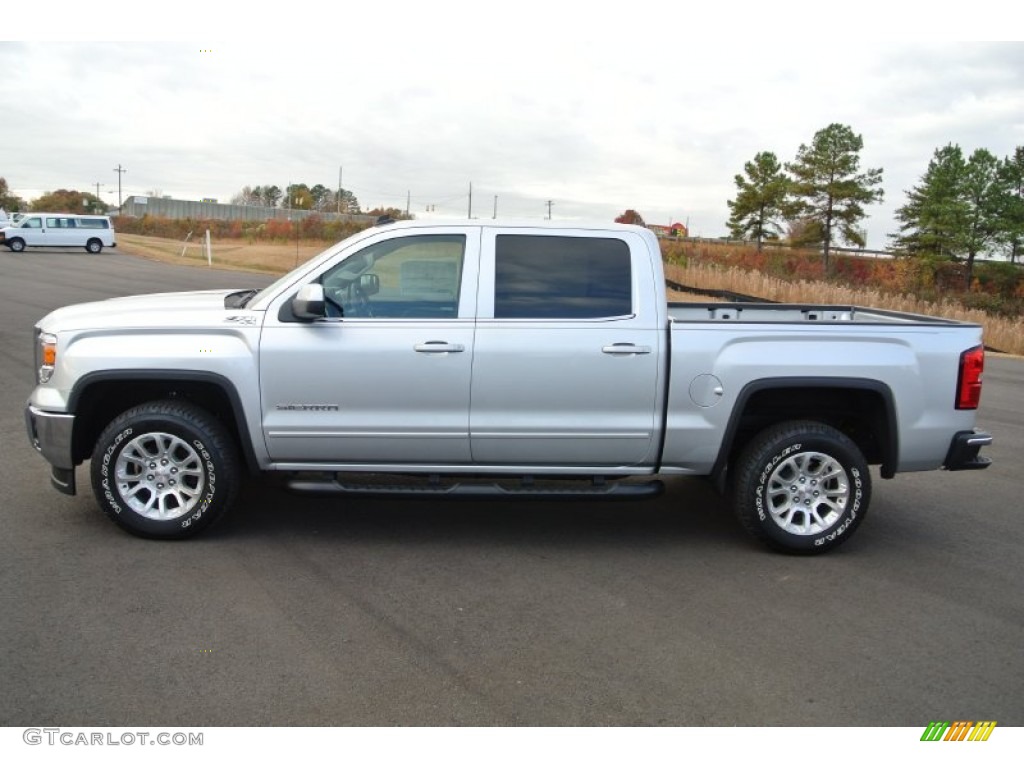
[494,235,632,319]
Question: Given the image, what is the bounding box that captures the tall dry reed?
[665,262,1024,355]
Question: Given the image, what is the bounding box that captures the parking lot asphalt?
[1,248,1021,725]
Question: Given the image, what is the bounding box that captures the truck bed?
[667,302,974,326]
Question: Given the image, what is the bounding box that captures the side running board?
[286,475,664,500]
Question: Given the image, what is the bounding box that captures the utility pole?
[468,182,473,219]
[113,164,127,213]
[337,165,343,214]
[406,190,410,218]
[493,195,498,219]
[546,200,553,220]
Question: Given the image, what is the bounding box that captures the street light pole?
[112,164,127,213]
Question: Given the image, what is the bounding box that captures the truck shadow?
[210,474,756,553]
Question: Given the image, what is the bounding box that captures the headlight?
[38,332,57,383]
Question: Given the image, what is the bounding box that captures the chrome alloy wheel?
[115,432,205,520]
[765,451,850,536]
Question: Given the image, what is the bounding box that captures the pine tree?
[786,124,884,273]
[997,146,1024,264]
[726,152,789,251]
[958,148,1006,288]
[890,144,968,259]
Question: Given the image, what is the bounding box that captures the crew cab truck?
[24,221,992,553]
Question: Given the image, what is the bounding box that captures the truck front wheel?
[733,420,871,554]
[90,400,240,539]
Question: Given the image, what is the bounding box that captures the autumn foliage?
[113,214,371,244]
[661,239,1023,318]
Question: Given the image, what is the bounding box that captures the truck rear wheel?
[90,400,240,539]
[85,238,103,254]
[733,420,870,554]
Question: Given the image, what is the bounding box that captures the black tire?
[90,400,240,539]
[85,238,102,254]
[732,420,871,554]
[8,237,25,252]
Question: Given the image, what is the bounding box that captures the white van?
[1,213,116,254]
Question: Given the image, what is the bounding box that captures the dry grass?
[115,235,1022,354]
[667,289,724,303]
[666,262,1024,355]
[118,233,329,274]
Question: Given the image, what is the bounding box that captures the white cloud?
[2,17,1021,249]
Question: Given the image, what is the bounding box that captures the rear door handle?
[602,343,651,355]
[414,341,465,353]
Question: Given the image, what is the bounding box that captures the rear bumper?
[943,429,993,471]
[24,404,77,494]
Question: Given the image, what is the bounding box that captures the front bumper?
[24,404,77,494]
[943,429,993,471]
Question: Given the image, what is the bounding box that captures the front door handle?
[414,341,465,353]
[602,343,652,355]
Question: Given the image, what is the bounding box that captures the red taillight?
[956,345,985,410]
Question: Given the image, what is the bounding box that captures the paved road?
[1,248,1021,726]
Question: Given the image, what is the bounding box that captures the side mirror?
[359,273,380,296]
[292,283,326,320]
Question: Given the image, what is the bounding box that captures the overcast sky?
[2,3,1021,249]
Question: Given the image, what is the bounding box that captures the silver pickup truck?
[24,220,992,553]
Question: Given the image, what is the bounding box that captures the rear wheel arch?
[711,378,898,489]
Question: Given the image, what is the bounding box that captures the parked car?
[24,220,991,552]
[2,213,116,253]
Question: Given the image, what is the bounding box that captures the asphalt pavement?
[1,247,1021,726]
